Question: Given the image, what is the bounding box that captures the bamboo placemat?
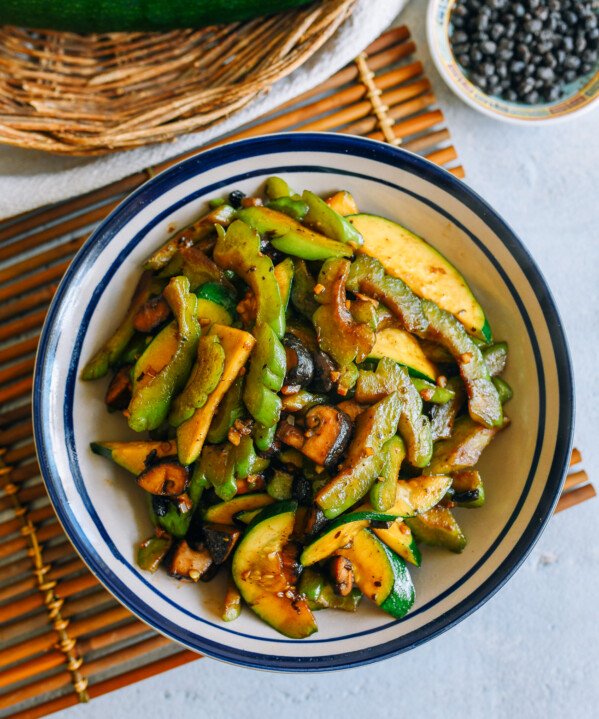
[0,27,594,719]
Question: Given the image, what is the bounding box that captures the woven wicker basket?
[0,0,355,156]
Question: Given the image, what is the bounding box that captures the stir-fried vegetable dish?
[83,178,511,638]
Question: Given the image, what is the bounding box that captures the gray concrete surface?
[55,2,599,717]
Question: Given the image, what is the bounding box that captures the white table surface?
[54,2,599,717]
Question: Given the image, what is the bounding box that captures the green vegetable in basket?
[0,0,315,33]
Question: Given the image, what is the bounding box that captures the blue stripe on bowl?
[33,133,574,671]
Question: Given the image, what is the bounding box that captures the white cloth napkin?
[0,0,407,220]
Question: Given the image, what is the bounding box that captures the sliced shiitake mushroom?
[133,295,171,333]
[167,540,213,581]
[277,406,353,469]
[303,405,352,468]
[105,365,133,411]
[329,556,354,597]
[137,459,189,496]
[276,420,306,451]
[203,523,241,565]
[283,334,314,391]
[292,475,313,507]
[304,507,327,537]
[310,349,337,394]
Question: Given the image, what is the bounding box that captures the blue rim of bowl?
[427,0,599,124]
[33,132,574,671]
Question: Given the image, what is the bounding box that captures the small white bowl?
[427,0,599,124]
[34,133,573,671]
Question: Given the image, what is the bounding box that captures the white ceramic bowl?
[33,133,573,671]
[428,0,599,124]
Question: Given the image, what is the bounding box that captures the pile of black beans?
[449,0,598,104]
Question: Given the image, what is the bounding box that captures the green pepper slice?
[347,255,428,335]
[82,270,154,380]
[298,567,362,612]
[213,219,285,338]
[147,462,207,539]
[430,376,466,442]
[493,376,513,404]
[267,197,309,221]
[144,204,236,271]
[411,378,455,404]
[301,190,363,246]
[206,376,244,444]
[196,436,269,502]
[422,300,503,429]
[482,342,508,377]
[290,259,319,318]
[127,276,200,433]
[168,335,225,427]
[237,206,353,260]
[313,258,375,366]
[315,392,402,519]
[264,176,294,200]
[137,534,173,573]
[354,358,432,467]
[349,255,503,429]
[370,435,406,512]
[253,423,278,452]
[243,321,285,428]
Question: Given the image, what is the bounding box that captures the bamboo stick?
[0,458,40,489]
[0,285,56,323]
[0,504,54,541]
[0,356,36,387]
[0,236,85,286]
[0,418,33,448]
[3,440,35,465]
[0,403,30,428]
[555,484,596,513]
[0,309,48,344]
[379,109,445,142]
[0,203,116,264]
[0,258,71,302]
[0,556,84,603]
[0,477,43,512]
[0,520,60,559]
[0,586,115,646]
[0,260,70,304]
[449,166,466,179]
[0,571,98,624]
[0,175,145,245]
[0,336,39,365]
[0,594,136,691]
[341,91,437,137]
[7,649,199,719]
[403,128,451,153]
[273,38,416,113]
[0,604,131,669]
[298,78,430,135]
[0,634,170,711]
[425,146,459,166]
[563,470,589,491]
[0,376,33,405]
[0,536,71,585]
[365,25,410,54]
[569,447,582,466]
[0,653,66,696]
